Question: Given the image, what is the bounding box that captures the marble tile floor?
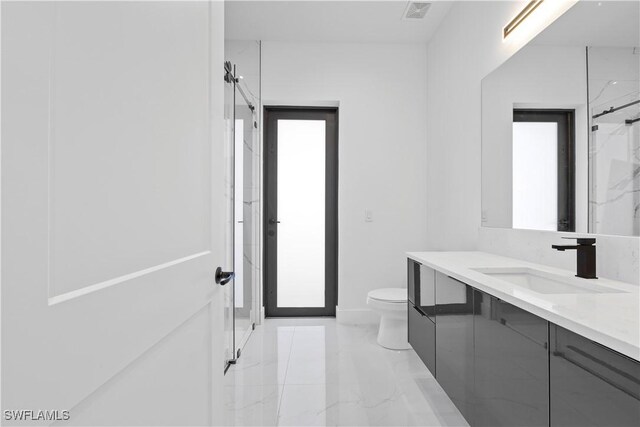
[222,317,468,426]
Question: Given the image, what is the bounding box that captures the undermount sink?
[471,267,627,295]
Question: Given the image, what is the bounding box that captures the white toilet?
[367,288,410,350]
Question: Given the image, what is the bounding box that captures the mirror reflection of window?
[512,110,575,232]
[513,121,558,231]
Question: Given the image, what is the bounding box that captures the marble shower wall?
[226,40,262,324]
[588,46,640,236]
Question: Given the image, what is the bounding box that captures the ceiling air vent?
[403,2,431,20]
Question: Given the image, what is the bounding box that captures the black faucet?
[551,237,597,279]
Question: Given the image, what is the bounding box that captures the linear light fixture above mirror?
[504,0,545,39]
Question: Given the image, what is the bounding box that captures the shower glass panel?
[588,46,640,236]
[223,40,261,368]
[223,69,235,368]
[276,120,326,308]
[234,88,256,351]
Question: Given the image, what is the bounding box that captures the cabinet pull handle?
[413,305,427,317]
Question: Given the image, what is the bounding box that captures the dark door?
[263,107,338,317]
[513,109,576,232]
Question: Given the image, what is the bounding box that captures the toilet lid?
[368,288,407,303]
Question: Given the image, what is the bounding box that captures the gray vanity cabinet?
[408,303,436,375]
[549,324,640,427]
[407,257,640,427]
[473,289,549,427]
[435,272,475,422]
[407,260,436,375]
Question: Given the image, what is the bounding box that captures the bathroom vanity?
[452,2,640,424]
[407,251,640,427]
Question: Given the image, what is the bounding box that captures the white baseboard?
[336,307,379,325]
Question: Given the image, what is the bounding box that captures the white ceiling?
[224,1,454,43]
[532,0,640,47]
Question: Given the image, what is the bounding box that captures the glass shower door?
[223,43,261,369]
[234,86,256,354]
[223,64,235,369]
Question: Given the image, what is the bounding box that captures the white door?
[1,2,227,425]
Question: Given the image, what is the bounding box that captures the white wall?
[426,1,639,284]
[425,0,533,251]
[261,41,428,322]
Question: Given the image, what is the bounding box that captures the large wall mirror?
[481,1,639,236]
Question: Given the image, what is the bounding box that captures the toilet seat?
[367,288,407,303]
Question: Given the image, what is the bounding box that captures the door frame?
[263,106,338,317]
[513,109,576,232]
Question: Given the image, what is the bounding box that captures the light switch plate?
[365,209,373,222]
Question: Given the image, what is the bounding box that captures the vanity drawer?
[435,274,475,422]
[408,303,436,376]
[550,324,640,427]
[474,290,549,427]
[408,259,436,319]
[435,272,474,315]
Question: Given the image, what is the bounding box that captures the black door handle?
[268,218,281,225]
[215,267,234,286]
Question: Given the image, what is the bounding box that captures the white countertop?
[406,251,640,361]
